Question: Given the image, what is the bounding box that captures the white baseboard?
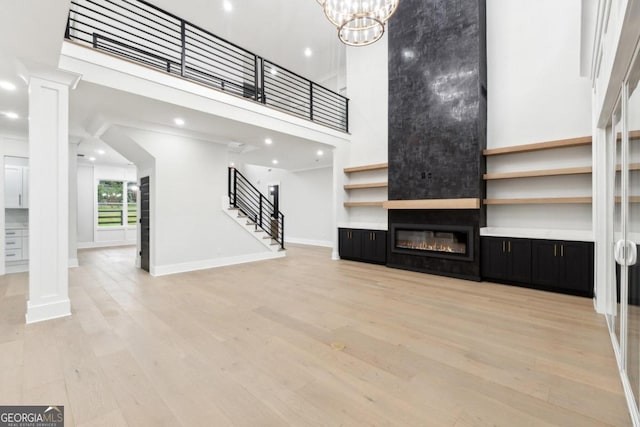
[69,258,79,268]
[26,298,71,324]
[331,251,340,260]
[77,241,136,249]
[151,251,286,277]
[286,237,333,248]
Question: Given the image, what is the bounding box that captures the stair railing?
[65,0,349,132]
[228,167,284,249]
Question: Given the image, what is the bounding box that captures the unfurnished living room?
[0,0,639,425]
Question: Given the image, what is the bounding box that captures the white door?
[4,166,22,208]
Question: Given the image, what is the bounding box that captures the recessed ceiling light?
[265,138,273,145]
[2,112,19,120]
[317,150,324,156]
[272,159,278,165]
[96,149,106,155]
[304,48,312,57]
[174,117,185,126]
[88,156,96,162]
[0,81,16,91]
[223,0,232,12]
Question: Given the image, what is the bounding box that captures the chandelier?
[317,0,399,46]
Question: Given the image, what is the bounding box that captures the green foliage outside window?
[97,180,138,227]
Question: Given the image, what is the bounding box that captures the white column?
[26,68,81,324]
[69,140,79,268]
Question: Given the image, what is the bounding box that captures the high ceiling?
[0,0,345,171]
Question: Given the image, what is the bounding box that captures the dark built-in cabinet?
[481,237,531,284]
[481,237,594,297]
[339,228,387,265]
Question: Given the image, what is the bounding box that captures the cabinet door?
[508,239,532,284]
[339,229,363,260]
[362,230,386,264]
[351,229,364,259]
[531,240,561,287]
[5,166,22,208]
[560,241,593,294]
[481,237,509,280]
[373,231,387,264]
[338,228,352,258]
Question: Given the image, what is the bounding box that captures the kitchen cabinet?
[5,228,29,262]
[5,164,28,209]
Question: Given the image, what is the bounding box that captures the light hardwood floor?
[0,244,631,426]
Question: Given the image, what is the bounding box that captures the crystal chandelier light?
[317,0,399,46]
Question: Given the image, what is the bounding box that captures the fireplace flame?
[396,240,466,254]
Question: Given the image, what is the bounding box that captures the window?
[127,182,138,225]
[97,180,137,227]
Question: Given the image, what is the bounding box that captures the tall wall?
[241,164,333,247]
[486,0,593,232]
[334,33,389,237]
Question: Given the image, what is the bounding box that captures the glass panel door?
[614,99,624,349]
[626,53,640,409]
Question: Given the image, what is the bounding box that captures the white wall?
[241,164,333,247]
[485,0,593,233]
[335,33,390,236]
[123,128,272,275]
[76,163,137,248]
[488,0,592,147]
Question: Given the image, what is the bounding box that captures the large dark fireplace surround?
[386,0,487,281]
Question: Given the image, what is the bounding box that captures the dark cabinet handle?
[508,241,511,253]
[554,244,557,257]
[561,244,564,257]
[502,241,505,252]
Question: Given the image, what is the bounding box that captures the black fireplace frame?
[390,223,474,262]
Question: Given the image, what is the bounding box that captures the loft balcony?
[65,0,349,133]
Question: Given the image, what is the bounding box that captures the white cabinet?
[5,228,28,262]
[4,164,28,209]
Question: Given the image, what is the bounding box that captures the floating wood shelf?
[344,163,388,173]
[483,166,592,180]
[484,197,592,205]
[344,182,388,190]
[383,198,481,210]
[483,136,592,156]
[614,196,640,203]
[483,163,640,181]
[617,163,640,171]
[344,201,386,207]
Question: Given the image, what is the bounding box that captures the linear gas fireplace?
[391,224,474,261]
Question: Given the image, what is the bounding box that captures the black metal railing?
[66,0,349,132]
[228,167,284,250]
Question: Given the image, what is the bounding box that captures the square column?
[25,68,81,324]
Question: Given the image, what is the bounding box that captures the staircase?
[224,167,285,252]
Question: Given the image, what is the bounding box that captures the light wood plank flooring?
[0,244,630,426]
